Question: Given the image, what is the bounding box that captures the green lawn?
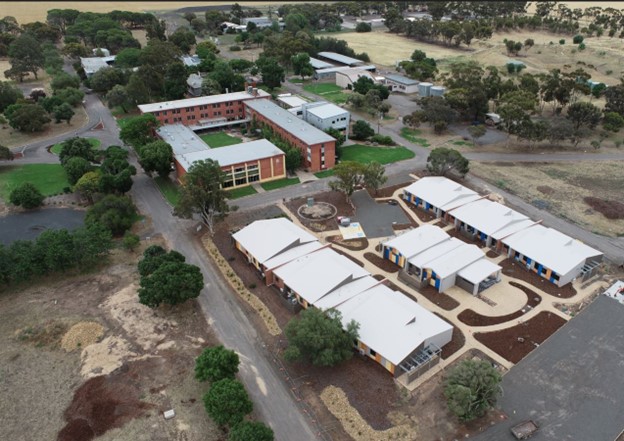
[400,128,431,147]
[50,137,101,155]
[200,132,243,148]
[453,140,473,146]
[339,144,415,165]
[154,176,180,206]
[303,83,343,95]
[0,164,70,200]
[260,177,300,191]
[314,169,335,178]
[226,185,257,199]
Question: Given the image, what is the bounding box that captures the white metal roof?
[277,95,308,108]
[263,241,325,270]
[177,138,284,171]
[457,259,501,284]
[423,243,485,279]
[138,90,270,113]
[335,284,453,365]
[603,280,624,304]
[334,67,376,82]
[318,51,363,66]
[272,247,369,305]
[157,124,209,156]
[449,198,530,237]
[383,225,450,259]
[245,99,335,145]
[384,74,419,86]
[403,177,482,212]
[181,55,201,67]
[304,102,348,119]
[491,218,538,241]
[408,237,465,269]
[232,218,318,264]
[501,225,603,276]
[80,56,115,74]
[309,57,334,69]
[314,275,381,310]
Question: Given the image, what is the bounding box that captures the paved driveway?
[449,124,508,146]
[473,295,624,441]
[350,189,409,238]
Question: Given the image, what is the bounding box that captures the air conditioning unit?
[279,287,284,292]
[358,348,366,356]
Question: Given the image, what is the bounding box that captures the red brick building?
[244,99,336,172]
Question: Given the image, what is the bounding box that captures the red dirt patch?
[583,196,624,220]
[486,249,499,258]
[446,227,487,248]
[417,284,460,311]
[367,181,412,198]
[326,235,369,251]
[537,185,555,195]
[404,202,437,223]
[58,363,153,441]
[499,258,577,298]
[474,311,567,363]
[457,282,542,327]
[363,252,400,273]
[433,220,446,228]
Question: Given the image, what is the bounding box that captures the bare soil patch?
[458,282,542,327]
[404,202,437,223]
[584,196,624,220]
[433,220,446,228]
[446,227,487,248]
[486,249,499,258]
[364,252,400,273]
[474,312,567,364]
[15,320,68,349]
[284,190,354,233]
[326,235,369,251]
[367,181,412,199]
[417,284,460,311]
[537,185,555,195]
[500,258,577,298]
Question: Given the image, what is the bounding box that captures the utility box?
[307,197,314,207]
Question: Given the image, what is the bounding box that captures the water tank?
[430,86,446,97]
[418,82,432,97]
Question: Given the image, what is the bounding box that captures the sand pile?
[61,322,105,352]
[80,336,137,379]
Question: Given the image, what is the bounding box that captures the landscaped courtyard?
[0,164,69,200]
[303,83,351,104]
[339,144,415,165]
[199,132,243,148]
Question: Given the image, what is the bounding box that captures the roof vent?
[406,316,416,325]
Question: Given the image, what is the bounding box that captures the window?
[248,174,259,182]
[235,177,247,186]
[369,349,377,357]
[186,107,191,112]
[212,103,219,109]
[154,111,159,116]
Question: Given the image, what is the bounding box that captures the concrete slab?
[350,189,410,238]
[472,295,624,441]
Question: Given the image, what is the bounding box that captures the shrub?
[559,39,565,45]
[573,35,584,44]
[370,134,395,145]
[584,196,624,219]
[355,22,372,33]
[9,182,44,209]
[433,120,448,134]
[122,232,140,251]
[230,45,241,51]
[579,43,586,51]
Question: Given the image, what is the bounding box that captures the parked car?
[387,199,398,206]
[510,420,538,439]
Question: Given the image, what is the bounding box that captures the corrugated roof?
[403,176,481,212]
[277,95,308,108]
[318,51,364,66]
[384,74,419,86]
[334,284,453,365]
[314,275,381,310]
[408,237,465,269]
[457,259,501,284]
[263,241,325,270]
[304,102,348,119]
[138,90,270,113]
[245,99,335,145]
[423,243,484,279]
[177,138,284,171]
[232,218,318,264]
[502,224,603,276]
[383,225,450,260]
[309,57,334,69]
[449,198,530,237]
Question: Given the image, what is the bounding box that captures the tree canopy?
[203,378,253,427]
[427,148,470,178]
[9,182,44,209]
[284,307,359,367]
[85,194,137,236]
[137,140,173,177]
[195,345,240,383]
[138,261,203,308]
[229,421,274,441]
[119,114,159,148]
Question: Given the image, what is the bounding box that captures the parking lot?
[350,189,409,238]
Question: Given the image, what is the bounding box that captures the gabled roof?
[232,218,318,264]
[502,225,603,275]
[403,177,482,212]
[384,74,419,86]
[334,284,453,365]
[318,51,363,66]
[304,102,348,119]
[457,259,501,284]
[423,243,485,279]
[272,247,369,305]
[309,57,334,69]
[449,198,530,237]
[383,225,450,259]
[408,237,465,269]
[263,241,325,271]
[314,275,381,310]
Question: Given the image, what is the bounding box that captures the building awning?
[457,259,501,284]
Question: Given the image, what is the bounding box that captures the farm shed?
[383,74,419,94]
[382,225,450,268]
[335,68,377,89]
[402,176,483,221]
[317,51,366,67]
[309,57,334,70]
[80,55,115,77]
[501,225,603,287]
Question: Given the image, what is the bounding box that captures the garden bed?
[416,284,460,311]
[457,282,542,327]
[326,236,369,251]
[446,227,487,248]
[474,311,567,364]
[363,252,400,273]
[366,181,412,199]
[284,190,354,233]
[499,258,577,298]
[404,202,437,223]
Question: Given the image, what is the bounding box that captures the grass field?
[200,132,242,148]
[154,176,180,206]
[260,177,300,191]
[50,138,101,155]
[303,83,350,104]
[339,144,415,165]
[0,164,69,200]
[226,185,257,199]
[471,161,624,237]
[400,128,431,147]
[314,169,335,178]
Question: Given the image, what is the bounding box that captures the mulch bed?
[457,282,542,327]
[584,196,624,220]
[474,311,567,364]
[332,247,366,267]
[433,313,466,360]
[392,223,413,231]
[404,202,437,223]
[284,190,354,233]
[367,181,412,199]
[486,249,499,258]
[446,227,487,248]
[432,220,447,228]
[499,258,577,298]
[326,235,369,251]
[416,284,460,311]
[363,252,400,273]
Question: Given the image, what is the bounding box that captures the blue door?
[537,264,543,275]
[480,232,487,241]
[434,278,441,290]
[383,247,390,259]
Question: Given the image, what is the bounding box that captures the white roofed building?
[382,225,450,268]
[402,177,483,221]
[80,55,116,77]
[383,74,420,94]
[301,101,350,139]
[335,68,377,89]
[501,225,603,287]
